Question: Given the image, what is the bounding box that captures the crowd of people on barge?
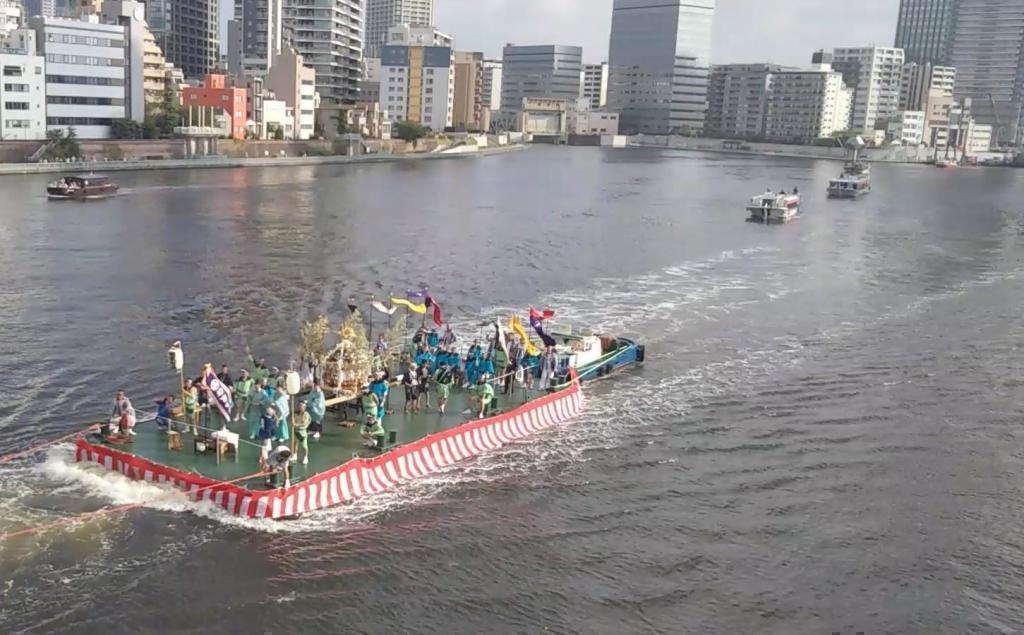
[130,321,566,473]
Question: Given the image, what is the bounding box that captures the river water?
[2,147,1024,634]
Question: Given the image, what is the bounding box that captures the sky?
[435,0,901,66]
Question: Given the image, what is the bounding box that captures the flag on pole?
[529,307,557,348]
[425,292,444,326]
[509,315,540,356]
[407,289,428,303]
[201,363,234,422]
[494,320,509,357]
[391,297,427,314]
[372,301,398,315]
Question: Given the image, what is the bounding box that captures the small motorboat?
[47,174,119,200]
[827,161,871,198]
[746,191,799,223]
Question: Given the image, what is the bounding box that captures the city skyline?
[436,0,899,65]
[214,0,901,66]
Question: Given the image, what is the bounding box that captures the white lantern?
[285,370,301,396]
[167,341,184,371]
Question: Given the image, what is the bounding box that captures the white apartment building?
[0,27,46,140]
[765,69,852,141]
[29,15,127,138]
[262,97,293,138]
[579,62,608,108]
[567,99,619,136]
[480,59,501,111]
[364,0,434,58]
[886,110,925,145]
[706,63,785,138]
[380,25,453,131]
[1,0,20,32]
[832,46,905,133]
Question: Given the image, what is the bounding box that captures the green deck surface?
[93,385,538,489]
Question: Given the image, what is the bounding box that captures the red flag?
[432,302,444,326]
[529,307,555,321]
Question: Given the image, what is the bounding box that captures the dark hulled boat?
[47,175,119,200]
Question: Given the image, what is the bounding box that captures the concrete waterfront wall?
[629,135,935,163]
[0,143,528,175]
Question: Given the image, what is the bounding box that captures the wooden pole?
[368,294,374,349]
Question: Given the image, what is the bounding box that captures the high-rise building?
[147,0,218,79]
[948,0,1024,136]
[453,50,485,130]
[0,24,47,139]
[500,44,582,112]
[606,0,715,134]
[480,59,501,111]
[380,24,453,131]
[364,0,433,58]
[29,15,129,138]
[20,0,55,18]
[764,68,851,142]
[893,0,1024,141]
[832,47,905,132]
[895,0,955,64]
[705,63,785,139]
[900,62,954,111]
[283,0,362,103]
[579,62,608,108]
[227,0,283,78]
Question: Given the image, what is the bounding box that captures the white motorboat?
[746,192,799,223]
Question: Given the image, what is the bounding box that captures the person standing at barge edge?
[306,380,326,440]
[111,390,137,436]
[234,369,253,422]
[293,401,312,465]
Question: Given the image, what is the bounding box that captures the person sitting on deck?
[370,372,389,422]
[473,376,494,420]
[360,387,380,425]
[273,386,290,443]
[293,401,312,465]
[361,412,386,450]
[246,378,271,440]
[183,378,199,435]
[402,363,420,414]
[110,391,136,437]
[155,395,174,429]
[306,380,326,440]
[233,368,253,422]
[434,361,453,415]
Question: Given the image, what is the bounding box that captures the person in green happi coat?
[273,385,290,443]
[234,368,254,422]
[246,378,271,440]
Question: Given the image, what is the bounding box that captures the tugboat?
[746,190,800,223]
[47,174,119,200]
[828,139,871,198]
